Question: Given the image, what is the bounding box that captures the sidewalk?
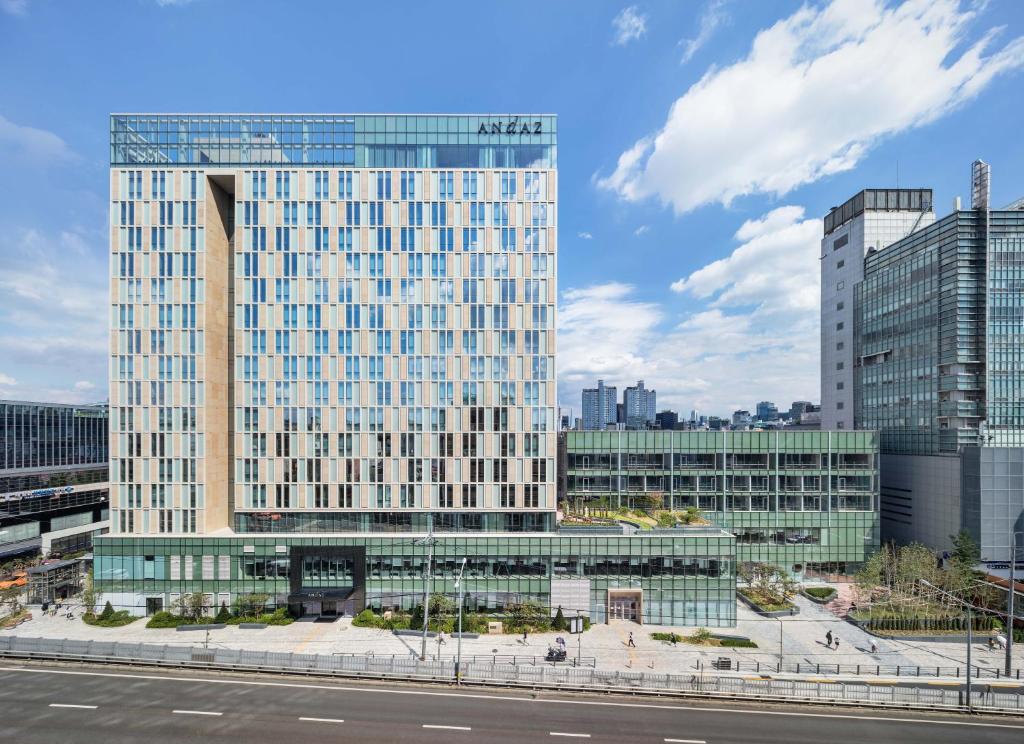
[6,597,1023,677]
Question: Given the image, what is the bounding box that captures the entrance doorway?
[145,597,163,616]
[606,589,643,623]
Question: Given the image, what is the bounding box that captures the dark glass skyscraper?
[0,400,110,559]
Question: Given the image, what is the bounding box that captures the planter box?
[176,623,226,632]
[737,592,799,618]
[800,588,837,605]
[238,623,267,629]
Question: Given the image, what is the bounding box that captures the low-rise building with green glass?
[560,430,879,577]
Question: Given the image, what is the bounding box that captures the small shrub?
[803,587,836,600]
[692,627,712,644]
[214,602,231,624]
[552,606,567,631]
[98,601,115,622]
[719,638,758,648]
[83,609,137,628]
[352,609,377,627]
[146,611,186,629]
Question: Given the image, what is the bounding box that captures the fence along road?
[0,635,1022,715]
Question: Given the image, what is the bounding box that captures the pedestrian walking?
[438,631,447,645]
[825,630,833,648]
[833,636,840,651]
[628,632,636,648]
[670,633,678,646]
[870,639,878,654]
[522,629,528,644]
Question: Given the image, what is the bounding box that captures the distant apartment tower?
[821,189,935,429]
[854,162,1024,562]
[788,401,814,420]
[581,380,617,430]
[655,410,678,430]
[732,410,751,427]
[755,401,778,422]
[622,380,656,428]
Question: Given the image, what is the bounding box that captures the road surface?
[0,662,1021,743]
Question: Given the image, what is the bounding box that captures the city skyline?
[2,0,1024,416]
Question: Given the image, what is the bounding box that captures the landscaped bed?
[737,588,797,614]
[650,629,757,648]
[801,586,837,603]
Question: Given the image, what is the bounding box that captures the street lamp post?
[454,557,467,683]
[920,579,974,711]
[778,617,784,672]
[1007,531,1023,677]
[415,516,437,662]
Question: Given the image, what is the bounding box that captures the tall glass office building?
[0,400,109,558]
[96,113,748,626]
[853,161,1024,563]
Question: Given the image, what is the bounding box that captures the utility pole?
[415,515,436,662]
[454,557,467,683]
[967,605,973,714]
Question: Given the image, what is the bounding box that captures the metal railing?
[717,659,1022,680]
[0,635,1021,714]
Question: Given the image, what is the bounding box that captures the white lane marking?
[3,666,1022,731]
[299,716,345,723]
[49,703,97,710]
[173,709,223,716]
[550,734,590,738]
[422,724,472,731]
[665,739,707,743]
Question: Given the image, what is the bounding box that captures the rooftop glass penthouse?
[110,114,557,169]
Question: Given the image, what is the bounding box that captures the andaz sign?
[478,119,543,135]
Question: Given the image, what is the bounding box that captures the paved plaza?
[5,592,1022,676]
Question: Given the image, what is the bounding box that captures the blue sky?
[1,0,1023,417]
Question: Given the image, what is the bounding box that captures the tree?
[174,592,208,622]
[98,601,115,622]
[233,592,269,618]
[738,563,796,605]
[950,530,980,570]
[0,584,21,616]
[504,600,548,631]
[214,602,231,624]
[81,568,100,616]
[636,492,663,514]
[552,606,567,631]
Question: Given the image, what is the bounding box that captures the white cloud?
[612,5,647,46]
[599,0,1024,213]
[0,373,16,386]
[74,380,96,391]
[0,228,107,402]
[680,0,728,64]
[633,225,650,236]
[0,0,28,16]
[577,231,593,240]
[0,114,74,163]
[671,205,820,314]
[559,207,822,415]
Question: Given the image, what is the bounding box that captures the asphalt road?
[0,662,1022,743]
